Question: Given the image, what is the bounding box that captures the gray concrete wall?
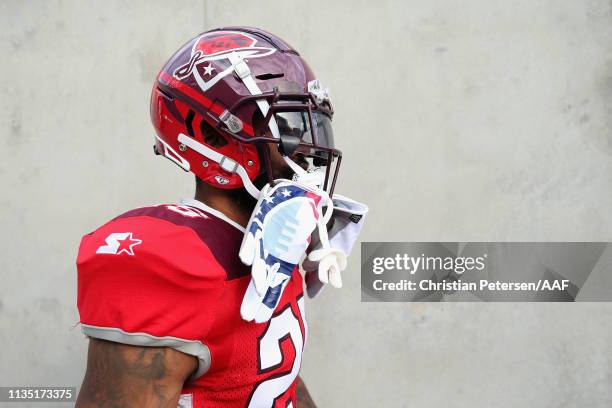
[1,0,611,406]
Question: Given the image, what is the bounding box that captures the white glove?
[302,194,368,297]
[239,179,332,322]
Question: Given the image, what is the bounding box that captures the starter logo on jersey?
[96,232,142,256]
[173,31,275,92]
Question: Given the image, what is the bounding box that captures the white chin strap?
[177,133,260,199]
[227,52,281,140]
[314,184,334,253]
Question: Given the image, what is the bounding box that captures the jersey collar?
[179,198,246,233]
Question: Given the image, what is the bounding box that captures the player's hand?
[302,193,368,297]
[239,180,331,323]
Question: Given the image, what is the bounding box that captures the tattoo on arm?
[76,338,196,408]
[296,376,317,408]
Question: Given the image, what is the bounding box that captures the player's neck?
[194,182,256,228]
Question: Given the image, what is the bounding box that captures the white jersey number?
[247,297,307,407]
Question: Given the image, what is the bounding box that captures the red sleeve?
[76,210,226,378]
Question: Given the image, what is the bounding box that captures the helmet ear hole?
[200,118,228,148]
[185,110,196,137]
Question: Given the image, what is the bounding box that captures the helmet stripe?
[159,72,255,137]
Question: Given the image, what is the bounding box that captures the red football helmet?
[150,27,341,198]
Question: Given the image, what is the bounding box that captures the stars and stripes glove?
[302,194,368,298]
[239,180,332,323]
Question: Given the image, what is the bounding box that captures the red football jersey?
[77,199,307,407]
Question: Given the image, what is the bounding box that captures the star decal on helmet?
[203,63,215,76]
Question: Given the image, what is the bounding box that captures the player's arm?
[296,376,317,408]
[76,338,197,408]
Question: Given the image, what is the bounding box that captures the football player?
[75,27,366,407]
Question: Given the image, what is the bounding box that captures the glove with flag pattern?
[239,179,332,323]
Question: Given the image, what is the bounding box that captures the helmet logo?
[174,31,275,92]
[215,175,230,185]
[219,109,243,133]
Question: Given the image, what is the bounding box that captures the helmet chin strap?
[226,51,283,199]
[227,52,281,140]
[177,133,261,199]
